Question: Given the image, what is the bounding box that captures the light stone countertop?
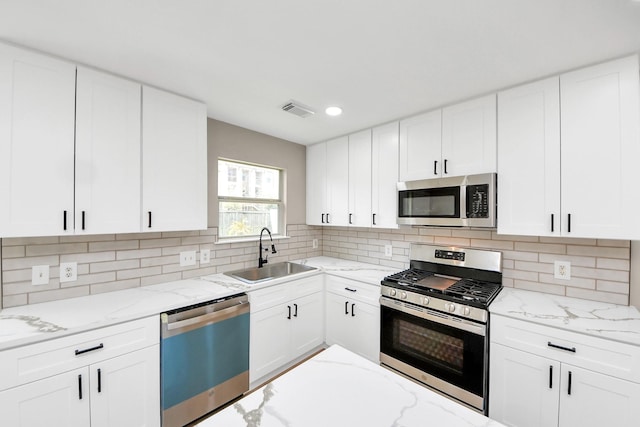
[0,257,397,351]
[196,344,506,427]
[490,287,640,347]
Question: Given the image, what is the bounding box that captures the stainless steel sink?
[224,262,317,284]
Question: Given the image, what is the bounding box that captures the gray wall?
[207,118,307,228]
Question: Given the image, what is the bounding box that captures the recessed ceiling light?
[325,106,343,116]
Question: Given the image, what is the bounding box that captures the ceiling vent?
[281,101,315,118]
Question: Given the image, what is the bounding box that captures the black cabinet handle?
[293,303,298,317]
[321,213,325,224]
[351,303,355,317]
[75,343,104,356]
[349,213,353,224]
[444,159,448,174]
[287,305,291,319]
[81,211,86,230]
[326,213,330,224]
[434,160,438,175]
[549,365,553,389]
[344,301,349,315]
[63,210,68,231]
[547,342,576,353]
[567,214,571,233]
[568,371,572,395]
[78,374,83,400]
[551,214,554,233]
[372,213,376,225]
[97,368,102,393]
[345,287,357,293]
[148,211,152,228]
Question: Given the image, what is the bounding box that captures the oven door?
[379,296,487,412]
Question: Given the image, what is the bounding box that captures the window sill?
[214,235,291,245]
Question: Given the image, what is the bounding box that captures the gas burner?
[445,279,502,304]
[385,268,433,285]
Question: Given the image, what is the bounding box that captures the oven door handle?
[380,296,486,336]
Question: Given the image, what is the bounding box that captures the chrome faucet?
[258,227,277,268]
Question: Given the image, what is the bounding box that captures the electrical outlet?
[200,249,211,264]
[32,265,49,286]
[384,244,393,257]
[554,261,571,280]
[180,251,197,267]
[312,239,318,249]
[59,262,77,283]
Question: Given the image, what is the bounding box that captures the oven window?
[381,305,485,397]
[398,186,460,218]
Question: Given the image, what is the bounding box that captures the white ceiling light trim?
[325,106,343,116]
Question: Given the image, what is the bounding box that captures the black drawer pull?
[547,342,576,353]
[75,343,104,356]
[344,287,357,293]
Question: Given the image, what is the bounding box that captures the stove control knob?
[400,291,408,300]
[447,303,456,313]
[463,307,471,316]
[422,297,430,305]
[389,289,397,297]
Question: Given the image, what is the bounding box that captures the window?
[218,159,283,238]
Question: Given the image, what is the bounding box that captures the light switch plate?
[180,251,197,267]
[32,265,49,285]
[312,239,318,249]
[200,249,211,264]
[384,245,393,257]
[60,262,77,283]
[554,261,571,280]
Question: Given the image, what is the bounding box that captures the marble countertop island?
[490,288,640,347]
[198,345,505,427]
[0,257,397,350]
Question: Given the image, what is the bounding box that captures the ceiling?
[1,1,640,145]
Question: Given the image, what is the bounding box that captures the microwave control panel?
[466,184,490,218]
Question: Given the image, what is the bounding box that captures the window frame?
[217,158,286,240]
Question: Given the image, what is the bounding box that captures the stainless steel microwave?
[397,173,496,227]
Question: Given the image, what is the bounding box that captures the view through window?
[218,159,283,238]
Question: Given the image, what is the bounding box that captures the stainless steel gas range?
[380,244,502,414]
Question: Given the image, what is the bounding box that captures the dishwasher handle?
[163,301,249,333]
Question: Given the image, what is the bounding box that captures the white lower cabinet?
[0,317,160,427]
[489,315,640,427]
[249,275,324,384]
[324,275,380,362]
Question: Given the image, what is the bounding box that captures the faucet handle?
[271,244,277,254]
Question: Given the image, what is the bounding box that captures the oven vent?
[281,101,315,118]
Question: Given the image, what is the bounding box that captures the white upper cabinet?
[75,67,141,234]
[0,43,76,237]
[142,86,208,232]
[560,55,640,239]
[348,129,372,227]
[497,77,561,236]
[399,95,497,181]
[371,122,399,229]
[306,142,327,226]
[399,109,441,181]
[441,94,497,177]
[325,136,349,226]
[498,55,640,239]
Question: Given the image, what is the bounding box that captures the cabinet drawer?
[325,275,380,305]
[0,316,158,391]
[491,314,640,383]
[289,275,323,299]
[249,284,289,312]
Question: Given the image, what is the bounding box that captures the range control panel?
[434,250,465,262]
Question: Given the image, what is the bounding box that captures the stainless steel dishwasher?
[160,293,250,427]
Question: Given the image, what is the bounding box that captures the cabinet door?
[442,94,497,177]
[399,110,442,181]
[325,136,349,226]
[290,291,324,359]
[0,367,90,427]
[489,343,560,427]
[371,122,399,229]
[249,304,290,383]
[306,142,327,225]
[349,300,380,362]
[75,67,141,234]
[497,77,561,237]
[0,43,76,237]
[90,345,160,427]
[348,129,372,227]
[325,292,353,350]
[560,55,640,239]
[558,364,640,427]
[142,86,207,232]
